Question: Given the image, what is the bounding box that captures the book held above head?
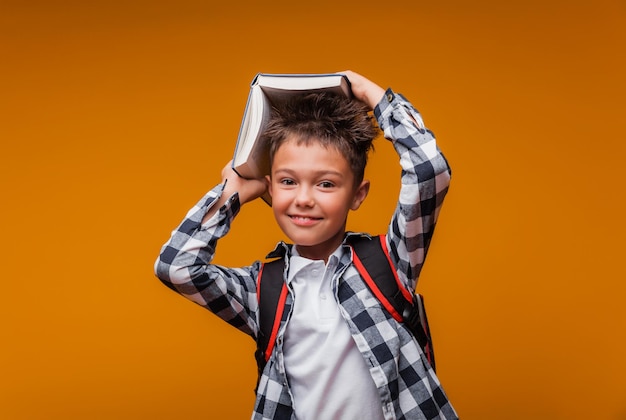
[232,73,353,185]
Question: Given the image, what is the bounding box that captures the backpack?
[254,234,436,383]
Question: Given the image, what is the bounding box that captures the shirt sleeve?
[154,183,261,337]
[374,89,451,292]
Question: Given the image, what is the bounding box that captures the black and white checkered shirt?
[155,89,458,419]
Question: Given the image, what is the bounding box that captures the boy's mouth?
[289,215,322,225]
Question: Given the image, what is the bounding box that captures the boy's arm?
[361,78,450,291]
[154,165,267,337]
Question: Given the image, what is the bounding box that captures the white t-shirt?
[283,248,385,420]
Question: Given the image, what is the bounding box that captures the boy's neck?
[294,232,346,263]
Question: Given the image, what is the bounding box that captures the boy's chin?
[288,236,319,248]
[293,234,344,254]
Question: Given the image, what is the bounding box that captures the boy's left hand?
[341,70,386,110]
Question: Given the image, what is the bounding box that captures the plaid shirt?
[155,89,457,420]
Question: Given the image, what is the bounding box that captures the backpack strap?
[255,258,287,381]
[350,235,413,322]
[350,234,435,370]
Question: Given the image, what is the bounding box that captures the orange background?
[2,0,625,418]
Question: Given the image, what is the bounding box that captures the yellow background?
[2,0,625,418]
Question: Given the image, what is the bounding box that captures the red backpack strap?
[350,234,436,371]
[255,258,288,380]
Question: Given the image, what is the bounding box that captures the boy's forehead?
[274,138,348,166]
[278,135,347,160]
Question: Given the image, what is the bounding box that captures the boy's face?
[267,137,369,261]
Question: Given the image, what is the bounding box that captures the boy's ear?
[351,179,370,210]
[265,175,272,197]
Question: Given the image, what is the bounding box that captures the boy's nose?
[294,186,315,207]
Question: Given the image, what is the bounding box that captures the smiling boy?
[155,71,457,419]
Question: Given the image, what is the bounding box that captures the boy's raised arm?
[348,71,451,290]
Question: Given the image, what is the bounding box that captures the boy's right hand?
[201,161,268,224]
[220,160,268,205]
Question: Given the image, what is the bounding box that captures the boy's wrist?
[373,88,395,122]
[363,85,386,110]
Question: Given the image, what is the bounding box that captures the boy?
[155,71,457,419]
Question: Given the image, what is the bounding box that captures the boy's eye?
[279,178,296,186]
[319,181,335,188]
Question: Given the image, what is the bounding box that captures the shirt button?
[320,293,326,300]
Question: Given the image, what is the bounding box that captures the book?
[231,73,353,204]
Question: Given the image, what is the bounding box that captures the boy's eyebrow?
[273,167,345,178]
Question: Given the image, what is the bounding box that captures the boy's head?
[263,93,379,187]
[262,93,380,261]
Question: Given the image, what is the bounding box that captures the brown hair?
[262,93,379,186]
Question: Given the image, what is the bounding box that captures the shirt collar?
[264,232,373,260]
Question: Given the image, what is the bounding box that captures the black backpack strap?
[411,293,435,370]
[350,234,436,371]
[255,258,288,381]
